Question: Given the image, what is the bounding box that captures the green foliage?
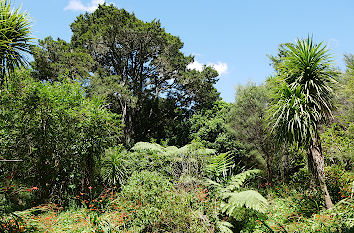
[229,83,269,144]
[190,101,232,149]
[223,169,263,192]
[178,66,221,111]
[31,36,94,82]
[188,100,251,176]
[0,0,33,86]
[1,0,352,229]
[16,177,216,232]
[170,142,216,181]
[120,171,173,206]
[67,4,220,144]
[131,141,166,154]
[222,190,268,215]
[107,171,214,232]
[321,122,353,169]
[107,142,176,178]
[339,55,354,123]
[267,37,336,146]
[104,141,215,184]
[207,169,268,232]
[0,72,120,205]
[205,152,234,182]
[228,82,280,180]
[321,55,354,169]
[325,165,354,203]
[262,185,354,233]
[101,145,129,187]
[216,220,234,233]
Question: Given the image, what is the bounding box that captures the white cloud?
[64,0,105,12]
[187,60,204,72]
[187,60,228,76]
[209,62,228,75]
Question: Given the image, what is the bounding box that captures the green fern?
[131,142,165,154]
[164,145,179,154]
[215,220,234,233]
[221,170,268,214]
[224,169,261,191]
[208,169,268,232]
[170,143,216,158]
[222,190,268,214]
[206,152,233,180]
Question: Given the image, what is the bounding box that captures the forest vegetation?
[0,1,353,232]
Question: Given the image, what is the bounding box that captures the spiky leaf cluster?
[0,0,32,85]
[268,37,337,146]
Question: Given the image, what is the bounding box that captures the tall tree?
[0,0,32,87]
[267,37,337,209]
[70,4,219,144]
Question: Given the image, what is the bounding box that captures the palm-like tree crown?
[0,0,32,84]
[268,37,336,146]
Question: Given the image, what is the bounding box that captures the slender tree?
[228,82,276,181]
[0,0,32,86]
[268,37,336,209]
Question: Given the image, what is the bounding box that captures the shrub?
[0,73,121,206]
[105,171,215,232]
[325,165,354,203]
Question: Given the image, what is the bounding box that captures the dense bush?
[100,141,216,186]
[1,1,353,232]
[110,170,214,232]
[0,72,120,208]
[325,165,354,204]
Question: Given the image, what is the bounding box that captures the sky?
[13,0,354,102]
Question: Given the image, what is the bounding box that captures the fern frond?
[222,190,268,215]
[225,169,261,191]
[164,145,179,154]
[206,152,233,178]
[131,142,164,153]
[204,178,223,189]
[177,143,216,156]
[216,220,234,233]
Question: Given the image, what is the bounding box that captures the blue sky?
[14,0,354,102]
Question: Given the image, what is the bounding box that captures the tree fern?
[131,142,165,154]
[205,152,233,180]
[215,220,234,233]
[224,169,261,191]
[207,169,268,232]
[222,190,268,214]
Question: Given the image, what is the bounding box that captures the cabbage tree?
[268,37,336,209]
[0,0,32,86]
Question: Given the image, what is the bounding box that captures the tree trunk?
[307,136,333,209]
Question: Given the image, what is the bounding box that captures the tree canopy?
[31,4,220,145]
